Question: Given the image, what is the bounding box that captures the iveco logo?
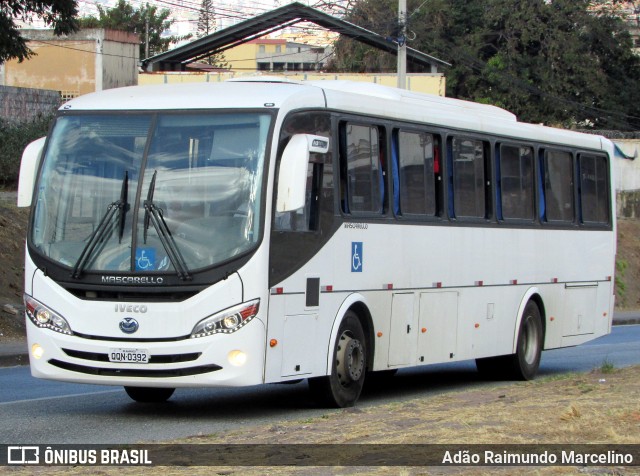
[115,304,148,313]
[119,318,139,334]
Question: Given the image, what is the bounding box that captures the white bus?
[18,79,615,407]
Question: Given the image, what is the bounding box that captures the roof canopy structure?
[141,2,450,72]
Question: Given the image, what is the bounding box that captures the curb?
[616,318,640,325]
[0,353,28,368]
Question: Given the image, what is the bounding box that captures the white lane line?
[0,389,122,405]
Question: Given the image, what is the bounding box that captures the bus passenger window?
[499,145,534,220]
[451,137,487,218]
[397,130,436,216]
[341,123,384,215]
[579,154,609,224]
[274,112,332,232]
[543,150,574,222]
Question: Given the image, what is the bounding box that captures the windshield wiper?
[143,171,192,281]
[71,171,129,279]
[117,171,129,242]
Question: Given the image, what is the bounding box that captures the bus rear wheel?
[476,300,543,381]
[308,311,366,408]
[124,386,175,403]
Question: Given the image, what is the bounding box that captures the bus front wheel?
[124,386,175,403]
[476,300,543,381]
[308,311,366,408]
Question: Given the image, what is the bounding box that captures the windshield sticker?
[135,248,156,271]
[351,242,363,272]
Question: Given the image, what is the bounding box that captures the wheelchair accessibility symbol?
[351,242,363,272]
[135,248,156,271]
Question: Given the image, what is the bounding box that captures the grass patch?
[599,358,616,374]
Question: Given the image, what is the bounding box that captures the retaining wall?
[0,85,60,123]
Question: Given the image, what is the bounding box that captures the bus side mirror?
[276,134,329,213]
[17,137,46,207]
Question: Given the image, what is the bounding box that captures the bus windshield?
[31,112,272,278]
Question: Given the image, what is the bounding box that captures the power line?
[30,39,141,61]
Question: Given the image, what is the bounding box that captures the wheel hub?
[522,316,539,365]
[336,333,365,386]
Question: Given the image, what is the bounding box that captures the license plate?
[108,348,149,364]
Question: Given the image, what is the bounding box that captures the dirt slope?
[0,202,28,340]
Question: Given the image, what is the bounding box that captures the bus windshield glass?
[31,112,272,277]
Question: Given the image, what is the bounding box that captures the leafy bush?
[0,114,54,188]
[615,259,628,305]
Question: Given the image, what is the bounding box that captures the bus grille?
[62,348,201,364]
[48,359,221,378]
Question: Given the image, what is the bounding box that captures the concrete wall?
[100,30,140,91]
[0,85,60,123]
[614,140,640,191]
[3,29,138,97]
[139,72,446,96]
[614,140,640,219]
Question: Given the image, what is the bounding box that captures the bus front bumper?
[25,319,266,388]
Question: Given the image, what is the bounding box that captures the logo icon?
[119,317,139,334]
[8,446,39,464]
[351,242,363,272]
[135,247,156,271]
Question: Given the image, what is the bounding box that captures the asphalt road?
[0,324,638,445]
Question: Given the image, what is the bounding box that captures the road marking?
[0,389,122,406]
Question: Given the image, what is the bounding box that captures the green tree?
[328,0,640,130]
[0,0,79,63]
[474,0,640,129]
[78,0,187,60]
[196,0,227,68]
[197,0,215,36]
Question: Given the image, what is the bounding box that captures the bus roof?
[61,80,326,112]
[61,78,606,152]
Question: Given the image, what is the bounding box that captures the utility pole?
[397,0,407,89]
[145,10,150,60]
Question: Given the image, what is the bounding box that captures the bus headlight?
[24,295,72,335]
[191,299,260,338]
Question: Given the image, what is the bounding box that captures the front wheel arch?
[324,295,375,374]
[512,289,546,354]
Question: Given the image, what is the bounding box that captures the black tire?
[308,311,367,408]
[475,354,507,378]
[124,386,175,403]
[475,300,543,381]
[510,300,543,380]
[365,368,398,390]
